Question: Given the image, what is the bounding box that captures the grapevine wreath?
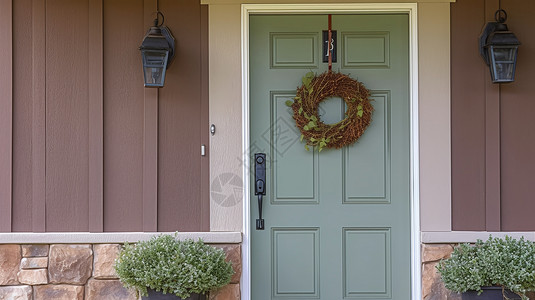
[286,71,373,152]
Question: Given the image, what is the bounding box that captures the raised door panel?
[270,92,318,203]
[272,228,320,298]
[343,228,392,298]
[344,91,390,204]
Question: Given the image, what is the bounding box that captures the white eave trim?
[0,232,242,244]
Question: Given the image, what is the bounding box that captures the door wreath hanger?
[286,71,373,152]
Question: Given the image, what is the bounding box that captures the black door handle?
[254,153,266,230]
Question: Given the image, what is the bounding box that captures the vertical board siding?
[45,0,90,231]
[500,1,535,231]
[157,0,205,232]
[31,0,46,232]
[142,0,158,232]
[0,0,13,232]
[12,0,33,232]
[451,0,486,231]
[452,0,535,231]
[88,0,104,232]
[103,0,144,232]
[143,86,159,232]
[9,0,209,232]
[200,4,210,232]
[483,0,501,232]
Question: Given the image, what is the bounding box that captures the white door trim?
[241,4,420,299]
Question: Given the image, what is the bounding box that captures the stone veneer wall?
[421,244,460,300]
[0,244,241,300]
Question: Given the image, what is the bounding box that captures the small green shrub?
[114,234,234,298]
[437,236,535,299]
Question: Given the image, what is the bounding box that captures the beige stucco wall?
[417,2,452,232]
[206,0,454,232]
[208,5,243,232]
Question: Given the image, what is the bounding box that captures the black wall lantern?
[140,12,175,87]
[479,9,520,83]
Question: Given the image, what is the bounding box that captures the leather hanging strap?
[328,14,332,71]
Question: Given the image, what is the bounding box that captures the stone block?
[20,257,48,269]
[213,244,241,284]
[0,285,32,300]
[93,244,121,279]
[85,279,137,300]
[209,284,240,300]
[33,285,83,300]
[17,269,47,285]
[21,245,49,258]
[422,262,462,300]
[48,244,92,285]
[422,262,438,299]
[422,244,454,263]
[0,245,21,285]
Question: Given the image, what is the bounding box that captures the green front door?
[250,14,410,300]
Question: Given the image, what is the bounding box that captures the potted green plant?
[115,234,234,300]
[437,236,535,300]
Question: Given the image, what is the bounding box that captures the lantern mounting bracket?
[154,11,165,27]
[479,9,509,65]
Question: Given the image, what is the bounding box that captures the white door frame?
[241,4,421,299]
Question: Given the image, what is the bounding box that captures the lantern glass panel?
[141,49,169,87]
[488,45,518,82]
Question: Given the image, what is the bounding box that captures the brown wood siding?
[499,1,535,231]
[157,0,208,232]
[103,0,145,232]
[451,0,487,231]
[200,4,210,232]
[0,0,13,232]
[452,0,535,231]
[45,0,91,231]
[88,0,104,232]
[32,0,47,232]
[8,0,209,232]
[12,0,33,232]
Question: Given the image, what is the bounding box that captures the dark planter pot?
[141,289,207,300]
[462,286,521,300]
